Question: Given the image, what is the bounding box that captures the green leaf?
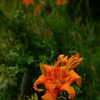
[0,75,8,89]
[40,63,47,76]
[34,92,38,100]
[27,56,34,65]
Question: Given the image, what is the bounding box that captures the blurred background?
[0,0,100,100]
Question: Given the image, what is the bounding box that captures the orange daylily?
[23,0,33,7]
[33,5,41,15]
[56,0,67,6]
[36,5,41,13]
[33,53,83,100]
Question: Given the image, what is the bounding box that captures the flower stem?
[57,96,66,100]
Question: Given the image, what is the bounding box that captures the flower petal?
[67,70,81,85]
[58,54,64,60]
[60,82,76,99]
[33,75,46,92]
[45,82,61,94]
[42,63,55,77]
[60,67,74,78]
[61,56,68,66]
[41,90,57,100]
[65,53,83,71]
[43,81,61,100]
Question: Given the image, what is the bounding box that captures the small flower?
[23,0,33,7]
[33,53,83,100]
[36,5,41,13]
[57,0,63,6]
[56,0,67,6]
[33,5,41,15]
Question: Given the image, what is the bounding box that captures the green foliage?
[0,64,23,100]
[0,0,100,100]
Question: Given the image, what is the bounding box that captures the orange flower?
[33,53,83,100]
[57,0,63,5]
[36,5,41,13]
[56,0,68,6]
[33,5,41,15]
[23,0,33,7]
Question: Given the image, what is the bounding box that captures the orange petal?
[60,66,71,80]
[42,63,56,77]
[65,54,83,71]
[60,67,74,78]
[60,82,76,99]
[45,82,61,93]
[67,69,81,85]
[23,0,33,7]
[58,54,64,60]
[71,57,83,69]
[57,0,64,6]
[61,56,68,66]
[44,82,61,100]
[57,55,68,66]
[61,69,81,86]
[33,75,46,92]
[36,5,41,13]
[41,90,58,100]
[75,53,79,57]
[42,64,51,77]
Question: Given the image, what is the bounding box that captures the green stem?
[57,96,66,100]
